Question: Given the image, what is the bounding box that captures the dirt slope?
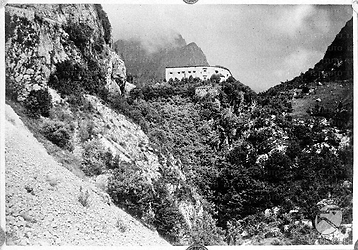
[5,104,170,246]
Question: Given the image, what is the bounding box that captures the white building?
[165,65,232,82]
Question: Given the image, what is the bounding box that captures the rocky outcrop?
[5,4,126,101]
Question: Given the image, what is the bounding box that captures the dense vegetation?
[26,64,352,244]
[107,75,353,245]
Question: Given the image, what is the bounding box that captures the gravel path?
[5,104,170,246]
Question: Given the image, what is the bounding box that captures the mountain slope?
[5,104,170,246]
[114,35,209,84]
[260,17,353,120]
[264,17,353,94]
[5,4,205,246]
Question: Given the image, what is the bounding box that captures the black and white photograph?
[2,1,355,247]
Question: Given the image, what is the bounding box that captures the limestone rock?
[5,4,126,102]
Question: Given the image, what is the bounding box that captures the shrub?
[108,162,154,219]
[210,74,221,83]
[65,22,93,50]
[49,60,108,105]
[5,78,21,101]
[116,217,127,233]
[189,211,226,245]
[78,186,90,208]
[152,199,188,244]
[81,139,111,176]
[41,119,73,151]
[25,89,52,118]
[78,119,96,142]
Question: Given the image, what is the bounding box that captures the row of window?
[168,69,221,75]
[169,70,198,75]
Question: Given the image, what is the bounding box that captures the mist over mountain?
[114,34,209,85]
[265,17,353,95]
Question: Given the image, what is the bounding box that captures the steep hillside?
[5,104,170,246]
[114,35,209,84]
[5,4,206,246]
[263,17,353,94]
[260,17,353,122]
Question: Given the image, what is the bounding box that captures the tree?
[210,74,221,83]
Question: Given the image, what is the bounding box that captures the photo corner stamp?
[0,0,8,8]
[352,0,358,13]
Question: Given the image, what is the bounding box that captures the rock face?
[5,4,126,101]
[114,34,209,84]
[317,17,353,80]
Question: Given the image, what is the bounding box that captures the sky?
[102,4,352,92]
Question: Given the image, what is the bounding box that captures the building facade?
[165,65,232,82]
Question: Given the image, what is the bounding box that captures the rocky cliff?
[5,4,126,101]
[114,34,209,84]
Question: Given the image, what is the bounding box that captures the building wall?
[165,66,232,82]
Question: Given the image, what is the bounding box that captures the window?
[188,71,191,73]
[178,72,180,74]
[170,72,173,74]
[203,68,207,72]
[193,71,196,73]
[182,71,185,73]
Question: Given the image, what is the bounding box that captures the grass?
[116,217,128,233]
[78,186,90,207]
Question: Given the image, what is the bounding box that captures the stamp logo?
[183,0,199,4]
[314,205,342,235]
[186,243,208,250]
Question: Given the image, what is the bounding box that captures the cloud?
[271,5,329,37]
[275,48,323,80]
[103,5,183,53]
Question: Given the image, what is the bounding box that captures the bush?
[49,60,108,105]
[25,89,52,118]
[65,22,93,50]
[108,162,154,219]
[41,119,73,151]
[210,74,221,83]
[152,198,188,244]
[78,186,90,208]
[189,211,226,245]
[78,119,96,142]
[81,139,111,176]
